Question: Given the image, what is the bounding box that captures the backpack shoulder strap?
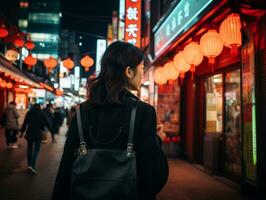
[76,105,87,155]
[126,99,139,157]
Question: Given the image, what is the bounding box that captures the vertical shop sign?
[241,28,257,183]
[107,24,113,45]
[112,11,118,41]
[74,66,80,91]
[125,0,142,47]
[96,39,107,76]
[118,0,125,40]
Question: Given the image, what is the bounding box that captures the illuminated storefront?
[150,0,266,190]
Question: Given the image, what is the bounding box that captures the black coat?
[42,107,54,127]
[21,108,52,142]
[52,110,63,133]
[52,92,169,200]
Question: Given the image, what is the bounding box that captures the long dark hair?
[88,41,143,105]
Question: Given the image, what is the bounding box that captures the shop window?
[28,13,60,24]
[32,53,58,60]
[157,81,180,134]
[224,69,242,177]
[205,74,223,134]
[18,19,28,28]
[30,33,59,43]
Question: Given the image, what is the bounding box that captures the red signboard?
[124,0,141,48]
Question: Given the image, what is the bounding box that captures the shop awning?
[0,55,40,88]
[23,71,55,92]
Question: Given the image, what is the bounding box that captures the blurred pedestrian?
[60,107,66,121]
[3,101,20,149]
[52,41,168,200]
[42,104,54,143]
[66,106,76,128]
[64,107,69,120]
[20,103,54,174]
[52,107,63,136]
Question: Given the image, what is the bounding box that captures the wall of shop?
[181,76,195,161]
[0,88,6,118]
[255,16,266,192]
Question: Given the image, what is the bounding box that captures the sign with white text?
[125,0,142,47]
[154,0,214,57]
[96,39,107,76]
[118,0,125,40]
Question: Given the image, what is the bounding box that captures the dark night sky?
[61,0,118,56]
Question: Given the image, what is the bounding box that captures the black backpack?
[70,101,139,200]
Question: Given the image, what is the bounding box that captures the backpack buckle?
[126,143,133,157]
[78,142,87,155]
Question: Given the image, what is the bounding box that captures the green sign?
[242,28,257,183]
[154,0,214,57]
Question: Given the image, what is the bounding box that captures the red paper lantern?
[171,136,178,143]
[56,89,64,96]
[14,38,24,48]
[6,82,13,89]
[219,13,242,55]
[154,67,167,85]
[200,29,223,65]
[164,137,170,144]
[0,80,7,88]
[0,26,8,38]
[163,61,179,81]
[80,55,94,71]
[24,54,37,69]
[183,42,203,80]
[173,51,190,85]
[63,58,75,70]
[44,57,57,73]
[25,41,35,50]
[176,136,181,143]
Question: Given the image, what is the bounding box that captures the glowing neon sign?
[124,0,142,47]
[154,0,214,57]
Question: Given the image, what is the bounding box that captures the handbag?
[70,100,139,200]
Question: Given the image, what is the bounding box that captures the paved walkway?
[0,125,253,200]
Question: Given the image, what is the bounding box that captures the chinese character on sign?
[166,24,171,37]
[125,0,141,47]
[184,1,190,17]
[177,10,183,25]
[171,17,176,31]
[128,38,137,45]
[127,7,138,20]
[126,24,138,37]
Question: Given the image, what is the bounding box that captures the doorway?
[202,69,242,179]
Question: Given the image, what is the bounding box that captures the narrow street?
[0,124,250,200]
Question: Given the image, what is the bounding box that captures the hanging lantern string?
[81,50,96,56]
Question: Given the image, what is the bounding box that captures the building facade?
[143,0,266,195]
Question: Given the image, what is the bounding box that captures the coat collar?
[124,90,140,101]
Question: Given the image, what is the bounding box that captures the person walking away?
[52,108,63,137]
[66,106,76,128]
[60,107,66,122]
[42,104,54,143]
[52,41,168,200]
[4,102,20,149]
[64,108,69,121]
[20,103,54,174]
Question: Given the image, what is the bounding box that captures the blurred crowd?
[0,101,77,174]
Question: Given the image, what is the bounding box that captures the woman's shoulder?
[137,101,156,117]
[137,100,154,110]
